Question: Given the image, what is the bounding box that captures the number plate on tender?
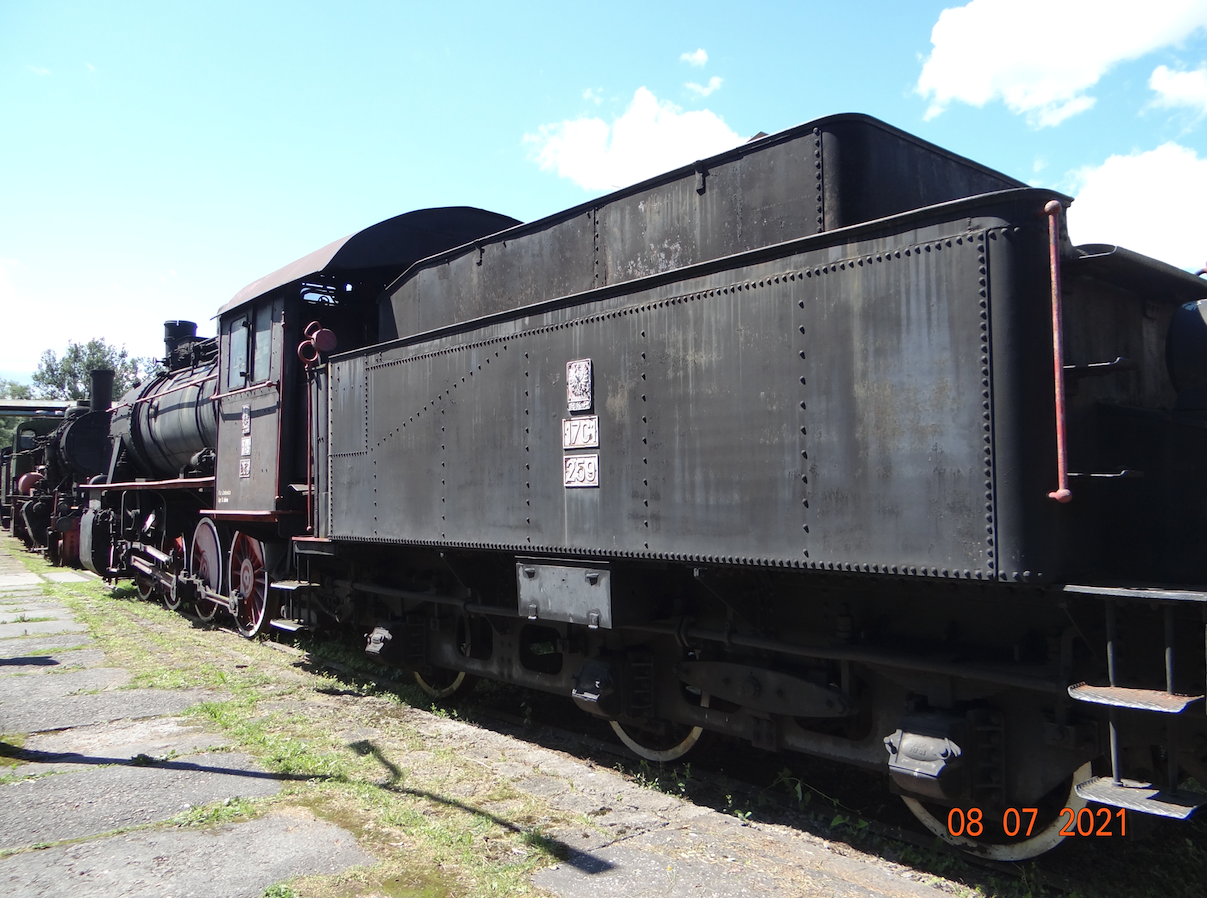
[562,416,599,449]
[563,454,600,488]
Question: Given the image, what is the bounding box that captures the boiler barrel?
[111,362,218,480]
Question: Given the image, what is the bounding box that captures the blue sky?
[3,0,1207,381]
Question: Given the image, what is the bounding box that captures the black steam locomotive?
[8,113,1207,859]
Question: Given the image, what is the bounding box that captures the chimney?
[163,320,198,359]
[89,369,115,412]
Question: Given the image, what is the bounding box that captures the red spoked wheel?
[190,518,224,623]
[229,532,270,639]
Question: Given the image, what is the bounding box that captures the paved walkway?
[0,542,371,898]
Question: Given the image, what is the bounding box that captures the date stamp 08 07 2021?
[947,807,1128,838]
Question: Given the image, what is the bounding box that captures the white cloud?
[918,0,1207,126]
[524,87,741,192]
[582,87,603,105]
[85,62,96,73]
[686,76,723,98]
[1066,142,1207,270]
[26,65,50,76]
[681,48,708,67]
[1150,64,1207,116]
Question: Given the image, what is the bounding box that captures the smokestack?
[163,320,198,359]
[89,369,115,413]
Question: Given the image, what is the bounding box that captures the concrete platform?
[0,809,374,898]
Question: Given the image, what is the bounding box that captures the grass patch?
[169,796,260,828]
[0,733,27,769]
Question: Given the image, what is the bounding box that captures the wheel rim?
[229,532,269,638]
[135,573,156,601]
[190,518,223,622]
[413,669,475,699]
[902,762,1093,861]
[609,694,712,762]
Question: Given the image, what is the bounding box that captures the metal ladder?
[1064,586,1207,818]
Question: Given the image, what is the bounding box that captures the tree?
[31,340,159,402]
[0,378,33,448]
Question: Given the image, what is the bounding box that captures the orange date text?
[946,807,1126,837]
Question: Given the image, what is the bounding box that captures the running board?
[1076,777,1206,819]
[1063,584,1207,603]
[269,580,309,591]
[1068,683,1204,713]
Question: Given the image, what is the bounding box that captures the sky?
[3,0,1207,382]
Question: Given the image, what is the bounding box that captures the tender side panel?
[329,355,373,537]
[801,236,989,573]
[332,206,1022,578]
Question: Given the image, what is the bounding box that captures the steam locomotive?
[8,113,1207,859]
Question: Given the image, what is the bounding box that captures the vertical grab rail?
[1045,200,1072,503]
[298,321,338,534]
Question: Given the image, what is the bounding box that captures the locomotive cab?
[213,292,300,527]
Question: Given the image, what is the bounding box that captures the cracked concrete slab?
[0,665,131,702]
[0,604,74,624]
[0,574,43,590]
[0,808,374,898]
[0,618,90,639]
[0,633,93,658]
[0,750,285,849]
[0,686,218,734]
[42,571,89,583]
[10,717,231,777]
[0,647,105,676]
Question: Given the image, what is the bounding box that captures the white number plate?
[562,416,599,449]
[563,454,600,488]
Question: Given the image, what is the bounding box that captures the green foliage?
[31,338,159,401]
[0,378,31,401]
[172,796,259,828]
[261,886,299,898]
[0,377,33,447]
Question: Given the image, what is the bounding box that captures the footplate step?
[1076,776,1206,819]
[269,619,308,633]
[1067,683,1203,713]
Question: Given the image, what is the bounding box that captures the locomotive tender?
[11,113,1207,859]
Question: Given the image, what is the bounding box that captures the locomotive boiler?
[15,113,1207,860]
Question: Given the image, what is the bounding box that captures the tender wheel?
[413,669,477,700]
[190,518,223,623]
[229,532,270,638]
[901,762,1093,861]
[610,694,712,762]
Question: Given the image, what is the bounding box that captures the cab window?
[252,302,273,382]
[226,314,249,390]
